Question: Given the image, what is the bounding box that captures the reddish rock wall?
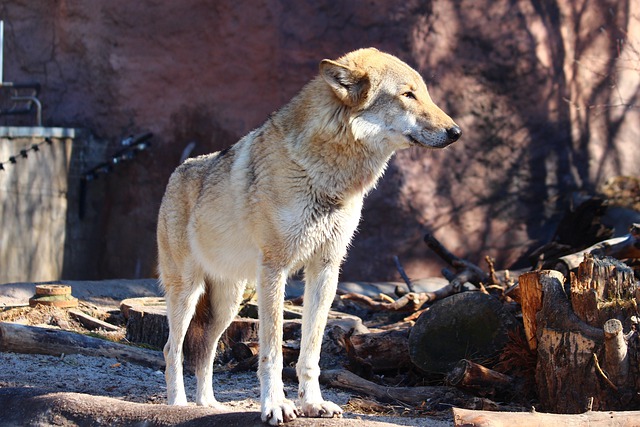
[1,0,638,281]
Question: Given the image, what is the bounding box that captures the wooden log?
[453,407,640,427]
[603,318,629,388]
[68,309,120,332]
[409,292,519,373]
[0,322,164,369]
[346,328,411,373]
[446,359,515,397]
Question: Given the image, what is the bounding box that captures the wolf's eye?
[402,91,417,100]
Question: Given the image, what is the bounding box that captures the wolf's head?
[319,47,461,151]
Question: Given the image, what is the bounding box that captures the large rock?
[1,0,638,281]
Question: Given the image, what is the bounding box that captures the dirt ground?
[0,279,453,427]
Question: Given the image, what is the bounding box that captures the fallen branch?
[424,233,490,290]
[552,228,640,275]
[340,292,430,313]
[282,367,475,407]
[68,309,121,332]
[0,322,164,369]
[393,255,415,293]
[453,407,640,427]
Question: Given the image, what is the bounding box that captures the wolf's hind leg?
[163,268,205,406]
[193,278,246,408]
[297,258,343,418]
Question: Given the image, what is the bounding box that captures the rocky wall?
[0,0,637,281]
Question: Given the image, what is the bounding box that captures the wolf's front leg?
[257,265,299,425]
[297,258,343,418]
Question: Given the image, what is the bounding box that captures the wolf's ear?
[319,59,369,107]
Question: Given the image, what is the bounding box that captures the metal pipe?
[12,95,42,126]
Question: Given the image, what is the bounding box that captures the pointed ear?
[319,59,369,107]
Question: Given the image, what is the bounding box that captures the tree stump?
[529,259,640,413]
[120,297,301,364]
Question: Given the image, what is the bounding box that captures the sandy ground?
[0,279,453,427]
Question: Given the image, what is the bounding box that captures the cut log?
[453,407,640,427]
[68,309,120,332]
[409,292,519,373]
[446,359,515,397]
[344,328,412,373]
[0,322,164,369]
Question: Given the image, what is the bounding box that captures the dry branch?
[424,232,490,289]
[339,292,430,312]
[553,230,640,275]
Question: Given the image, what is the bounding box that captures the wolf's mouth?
[405,134,424,146]
[405,133,452,149]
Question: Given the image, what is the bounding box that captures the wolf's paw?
[167,394,188,406]
[196,396,228,411]
[301,400,343,418]
[261,398,299,425]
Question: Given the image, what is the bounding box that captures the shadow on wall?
[0,0,637,282]
[344,0,639,280]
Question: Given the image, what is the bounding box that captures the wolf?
[157,47,461,425]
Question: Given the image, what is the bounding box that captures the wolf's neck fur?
[275,78,394,201]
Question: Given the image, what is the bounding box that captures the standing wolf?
[157,47,461,425]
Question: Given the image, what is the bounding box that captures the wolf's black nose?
[446,125,462,142]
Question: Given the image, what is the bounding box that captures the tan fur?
[157,48,460,425]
